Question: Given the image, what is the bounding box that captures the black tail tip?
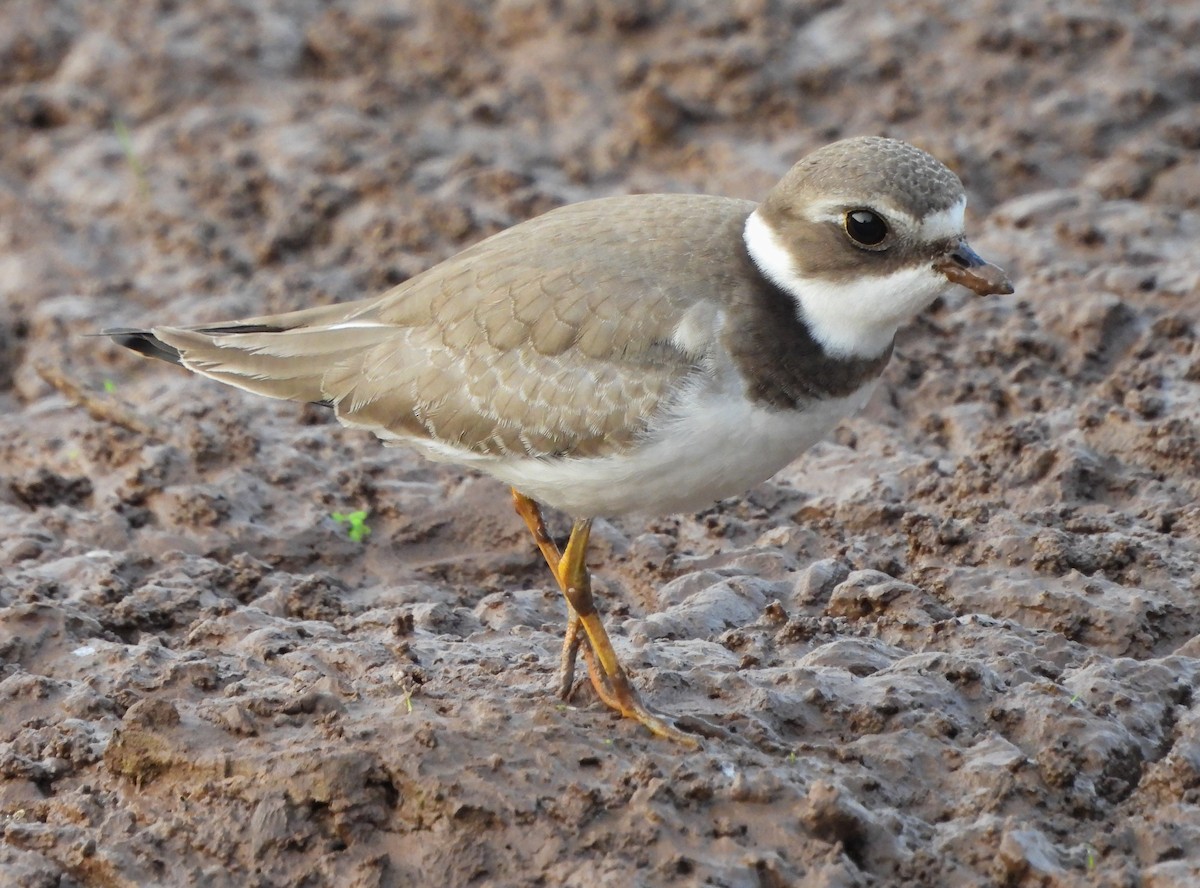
[103,327,183,366]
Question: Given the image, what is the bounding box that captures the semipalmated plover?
[107,136,1013,745]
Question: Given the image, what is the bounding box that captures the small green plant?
[1085,845,1097,870]
[331,509,371,543]
[113,117,149,197]
[102,379,117,393]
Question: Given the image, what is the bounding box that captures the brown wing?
[150,194,753,459]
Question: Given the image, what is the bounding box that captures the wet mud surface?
[2,1,1200,885]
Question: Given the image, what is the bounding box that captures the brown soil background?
[3,1,1200,886]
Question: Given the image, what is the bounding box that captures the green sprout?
[1085,845,1097,870]
[113,117,149,198]
[331,509,371,543]
[102,379,117,393]
[403,691,413,714]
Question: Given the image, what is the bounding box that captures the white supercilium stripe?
[807,195,966,242]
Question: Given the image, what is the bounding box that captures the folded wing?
[119,195,752,460]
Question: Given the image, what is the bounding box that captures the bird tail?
[103,299,391,405]
[104,327,185,366]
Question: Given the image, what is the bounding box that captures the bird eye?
[844,210,889,247]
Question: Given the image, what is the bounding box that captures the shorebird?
[106,136,1012,745]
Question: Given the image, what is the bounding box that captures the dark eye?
[844,210,889,247]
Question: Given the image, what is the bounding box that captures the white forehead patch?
[918,195,967,241]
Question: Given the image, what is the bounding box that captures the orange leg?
[511,489,699,746]
[510,490,620,709]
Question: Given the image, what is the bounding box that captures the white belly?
[480,381,879,517]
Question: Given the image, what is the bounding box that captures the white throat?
[742,209,952,359]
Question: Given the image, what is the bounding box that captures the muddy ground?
[2,1,1200,885]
